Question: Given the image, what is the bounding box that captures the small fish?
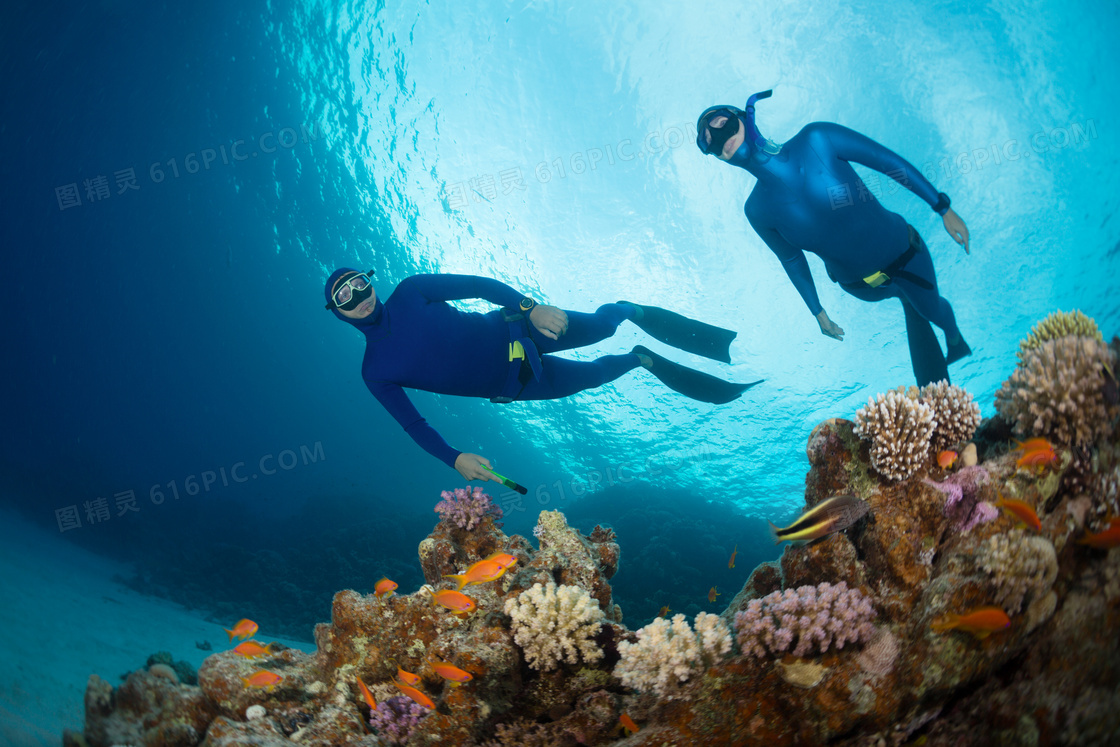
[1013,438,1059,471]
[356,677,377,712]
[728,544,738,569]
[392,679,435,709]
[657,605,671,618]
[708,586,720,603]
[1013,437,1054,454]
[427,657,473,686]
[393,663,421,687]
[930,606,1011,639]
[768,495,870,545]
[443,553,519,591]
[937,450,958,469]
[430,589,477,616]
[1078,517,1120,549]
[995,495,1042,532]
[241,670,282,691]
[224,619,258,642]
[485,551,518,568]
[233,641,273,659]
[374,577,398,600]
[619,713,640,735]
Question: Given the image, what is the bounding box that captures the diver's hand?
[454,453,502,483]
[529,304,569,340]
[816,310,845,341]
[943,208,970,254]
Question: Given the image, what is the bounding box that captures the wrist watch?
[933,192,951,215]
[519,297,536,313]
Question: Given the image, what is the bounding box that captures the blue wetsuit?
[327,272,639,469]
[732,121,961,342]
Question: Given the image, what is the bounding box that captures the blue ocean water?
[1,0,1118,690]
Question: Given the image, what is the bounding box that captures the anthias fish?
[233,641,273,659]
[224,619,258,642]
[769,495,870,545]
[931,606,1011,639]
[427,657,473,685]
[241,670,282,691]
[374,577,398,600]
[657,605,671,618]
[619,713,640,735]
[728,545,738,569]
[443,553,519,591]
[392,679,435,709]
[995,495,1042,532]
[430,589,477,615]
[1079,517,1120,549]
[356,677,377,711]
[937,450,958,469]
[708,586,720,603]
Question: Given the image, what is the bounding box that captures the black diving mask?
[327,270,375,311]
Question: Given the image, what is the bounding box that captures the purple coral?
[434,485,503,530]
[923,465,997,532]
[369,696,427,745]
[733,581,876,658]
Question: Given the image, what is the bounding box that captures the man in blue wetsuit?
[324,269,760,480]
[696,91,972,385]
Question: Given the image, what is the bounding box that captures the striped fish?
[768,495,870,545]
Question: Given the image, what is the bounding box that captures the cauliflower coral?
[613,612,731,697]
[504,581,604,671]
[733,581,877,658]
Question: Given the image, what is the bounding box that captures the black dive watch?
[932,192,951,215]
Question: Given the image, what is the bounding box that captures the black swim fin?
[633,345,762,404]
[946,334,972,365]
[902,300,949,386]
[620,302,737,363]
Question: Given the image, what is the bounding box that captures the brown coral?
[1018,309,1102,357]
[995,334,1118,446]
[920,380,982,451]
[854,387,936,481]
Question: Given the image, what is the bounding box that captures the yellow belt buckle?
[508,340,526,361]
[863,271,889,288]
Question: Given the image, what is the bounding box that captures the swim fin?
[620,302,737,363]
[902,300,948,386]
[946,334,972,365]
[633,345,762,404]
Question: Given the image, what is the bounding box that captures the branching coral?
[733,581,876,659]
[504,581,604,671]
[995,334,1118,446]
[922,466,997,533]
[854,387,936,481]
[976,530,1058,614]
[920,380,982,451]
[434,486,503,531]
[613,612,731,697]
[1019,310,1102,357]
[369,696,427,745]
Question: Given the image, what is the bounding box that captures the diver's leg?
[518,353,642,400]
[839,281,949,386]
[532,303,634,355]
[891,245,970,364]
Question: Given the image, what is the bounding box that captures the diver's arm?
[814,122,942,210]
[746,208,825,317]
[366,380,462,469]
[403,273,525,308]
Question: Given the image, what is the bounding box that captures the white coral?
[504,581,603,671]
[920,380,981,451]
[613,612,731,698]
[977,530,1058,613]
[854,388,936,481]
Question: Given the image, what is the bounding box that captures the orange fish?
[1013,438,1059,471]
[430,589,477,616]
[728,545,738,569]
[393,663,421,687]
[937,450,958,469]
[931,606,1011,639]
[241,670,282,691]
[443,554,519,591]
[224,619,258,642]
[484,551,518,568]
[1078,517,1120,549]
[657,605,671,618]
[619,713,640,735]
[356,677,377,712]
[374,577,398,600]
[427,657,473,686]
[708,586,720,603]
[1014,438,1054,454]
[995,495,1042,532]
[392,679,435,709]
[233,641,273,659]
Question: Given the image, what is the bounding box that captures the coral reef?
[504,581,605,671]
[1018,309,1102,355]
[732,581,877,658]
[613,612,731,697]
[920,380,982,451]
[434,485,504,531]
[64,313,1120,747]
[996,334,1118,445]
[854,387,936,481]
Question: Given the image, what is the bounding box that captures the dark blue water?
[3,0,1117,642]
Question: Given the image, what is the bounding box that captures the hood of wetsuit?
[325,267,383,334]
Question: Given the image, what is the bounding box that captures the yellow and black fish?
[768,495,870,545]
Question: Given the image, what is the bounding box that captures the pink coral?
[434,485,503,531]
[922,465,996,533]
[369,695,427,745]
[733,581,876,658]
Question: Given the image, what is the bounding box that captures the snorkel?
[743,89,781,156]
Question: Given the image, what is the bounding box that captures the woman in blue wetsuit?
[697,91,972,385]
[324,269,759,481]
